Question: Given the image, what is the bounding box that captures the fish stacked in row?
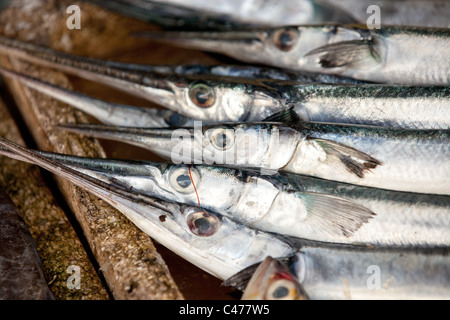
[0,0,449,300]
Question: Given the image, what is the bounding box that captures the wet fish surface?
[240,256,309,300]
[82,0,357,28]
[324,0,450,28]
[143,25,450,85]
[0,137,295,281]
[0,149,376,244]
[0,37,447,129]
[58,122,450,195]
[225,243,450,300]
[2,147,448,247]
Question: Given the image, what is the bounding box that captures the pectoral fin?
[305,39,381,68]
[314,138,382,178]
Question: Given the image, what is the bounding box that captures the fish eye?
[266,279,299,300]
[273,28,299,51]
[168,166,200,194]
[163,111,188,127]
[209,128,235,150]
[187,211,220,237]
[189,83,215,108]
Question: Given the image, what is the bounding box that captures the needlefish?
[239,256,309,300]
[0,36,448,129]
[0,137,294,281]
[5,147,447,247]
[324,0,450,28]
[224,244,450,300]
[0,147,379,245]
[58,121,450,195]
[82,0,358,28]
[141,24,450,85]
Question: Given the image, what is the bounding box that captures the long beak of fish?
[58,123,197,163]
[0,35,183,112]
[0,137,170,215]
[136,29,268,57]
[0,66,178,128]
[241,256,309,300]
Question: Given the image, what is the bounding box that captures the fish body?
[226,244,450,300]
[283,174,450,247]
[83,0,357,28]
[4,148,448,247]
[0,137,294,281]
[84,0,450,29]
[240,256,309,300]
[0,188,54,300]
[60,122,450,195]
[0,36,448,128]
[282,122,450,195]
[104,63,367,84]
[1,149,374,245]
[144,25,450,85]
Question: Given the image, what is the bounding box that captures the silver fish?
[2,147,447,247]
[0,35,366,84]
[0,137,295,281]
[0,66,186,128]
[0,149,378,244]
[153,0,450,28]
[0,37,448,129]
[324,0,450,29]
[225,244,450,300]
[142,25,450,85]
[281,174,450,247]
[58,122,450,195]
[240,256,309,300]
[141,64,367,84]
[22,146,450,247]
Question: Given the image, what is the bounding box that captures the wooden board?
[0,96,109,300]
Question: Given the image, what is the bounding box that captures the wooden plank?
[0,0,184,300]
[0,97,109,300]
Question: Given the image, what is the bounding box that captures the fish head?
[241,256,309,300]
[141,73,260,122]
[139,25,368,72]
